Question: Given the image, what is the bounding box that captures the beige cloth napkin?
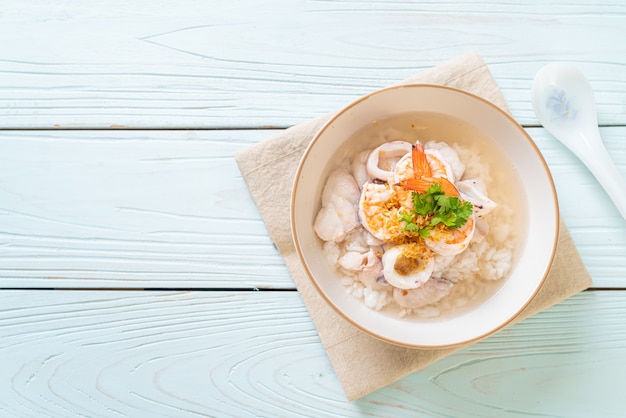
[234,52,592,400]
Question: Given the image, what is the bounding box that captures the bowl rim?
[290,83,560,348]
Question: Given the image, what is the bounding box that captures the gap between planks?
[1,123,626,131]
[0,287,298,291]
[0,287,616,292]
[0,126,289,131]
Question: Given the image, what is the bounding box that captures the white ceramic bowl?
[291,84,559,348]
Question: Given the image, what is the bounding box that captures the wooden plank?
[0,289,623,417]
[0,129,291,288]
[1,1,625,128]
[395,290,626,417]
[0,128,624,288]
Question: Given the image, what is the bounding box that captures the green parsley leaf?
[400,183,473,237]
[399,210,420,232]
[418,228,431,238]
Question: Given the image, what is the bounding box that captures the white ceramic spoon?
[531,63,626,220]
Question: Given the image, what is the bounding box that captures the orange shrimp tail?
[433,177,460,197]
[411,143,431,178]
[399,177,432,194]
[399,176,460,197]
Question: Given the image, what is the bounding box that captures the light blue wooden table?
[1,1,625,416]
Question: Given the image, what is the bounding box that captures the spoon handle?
[573,130,626,220]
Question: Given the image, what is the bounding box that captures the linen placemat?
[234,52,592,400]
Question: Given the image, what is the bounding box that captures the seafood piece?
[457,178,498,217]
[393,148,455,183]
[382,244,434,290]
[425,141,465,180]
[360,270,389,292]
[339,250,371,271]
[313,168,360,242]
[399,176,460,197]
[397,143,461,197]
[393,277,455,309]
[352,150,372,189]
[358,182,412,241]
[425,214,476,256]
[340,249,387,291]
[344,227,384,252]
[338,248,387,291]
[321,167,361,207]
[411,142,433,178]
[314,206,346,242]
[393,142,475,256]
[366,141,412,183]
[425,148,456,181]
[392,152,413,183]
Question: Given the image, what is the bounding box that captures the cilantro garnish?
[399,183,473,238]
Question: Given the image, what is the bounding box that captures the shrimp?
[425,141,465,180]
[382,244,434,290]
[358,182,413,241]
[397,143,460,197]
[425,213,476,256]
[392,142,476,256]
[394,146,456,183]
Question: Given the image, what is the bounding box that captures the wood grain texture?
[1,128,623,289]
[1,0,625,128]
[0,129,290,288]
[0,289,623,417]
[3,1,625,416]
